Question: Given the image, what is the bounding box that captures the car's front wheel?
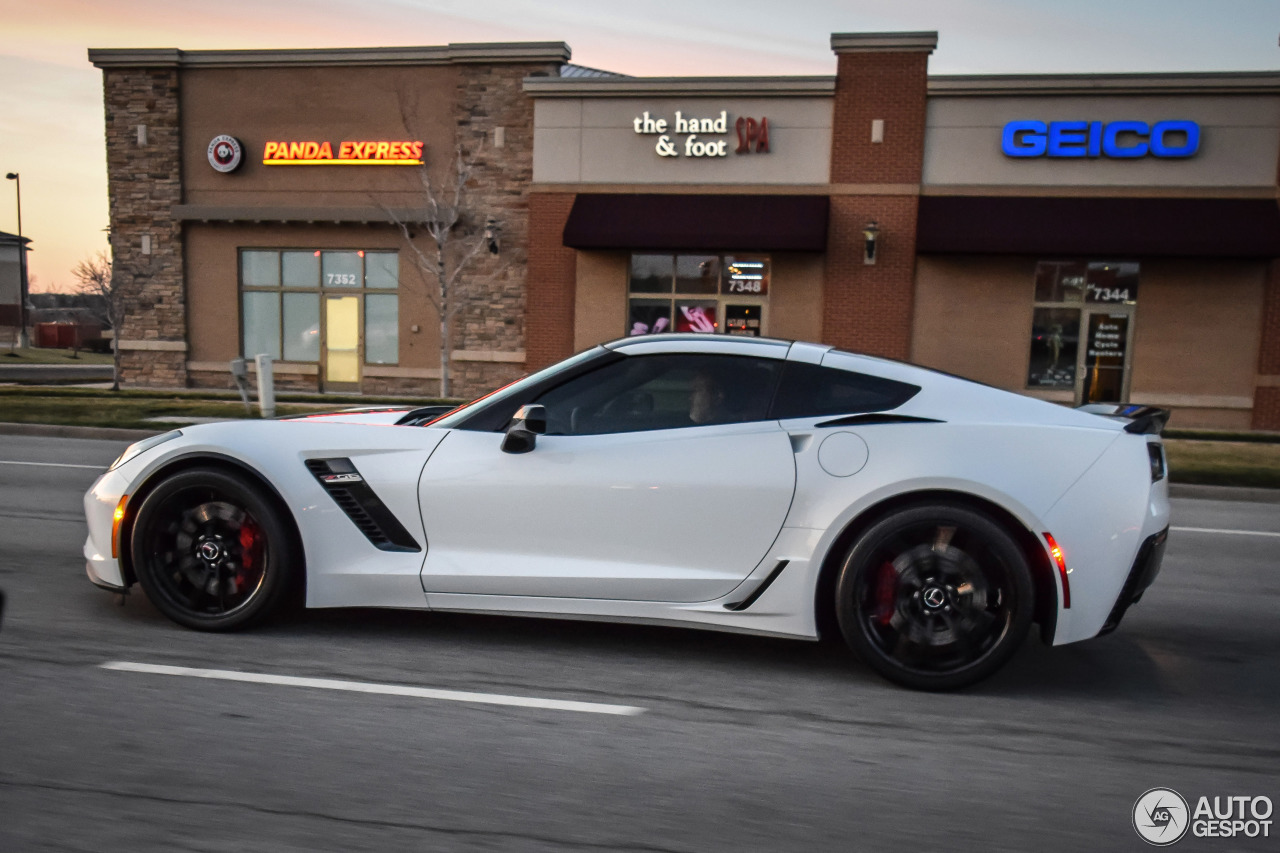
[835,503,1033,691]
[129,467,299,631]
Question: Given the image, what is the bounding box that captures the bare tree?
[381,144,502,398]
[72,251,124,390]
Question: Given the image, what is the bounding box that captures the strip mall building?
[90,32,1280,429]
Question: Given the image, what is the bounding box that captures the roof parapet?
[831,32,938,54]
[928,71,1280,96]
[523,76,835,97]
[88,42,571,70]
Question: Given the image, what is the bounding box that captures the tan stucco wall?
[181,65,462,207]
[1127,259,1265,428]
[911,255,1265,428]
[184,223,439,368]
[534,97,833,185]
[573,251,627,351]
[768,252,825,343]
[924,94,1280,188]
[911,255,1036,388]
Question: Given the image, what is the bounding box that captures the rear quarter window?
[771,361,920,419]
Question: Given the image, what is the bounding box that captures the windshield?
[428,347,608,429]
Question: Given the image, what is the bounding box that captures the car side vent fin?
[305,458,421,553]
[725,561,789,611]
[814,414,943,429]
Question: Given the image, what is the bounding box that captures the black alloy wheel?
[835,503,1033,691]
[129,467,299,631]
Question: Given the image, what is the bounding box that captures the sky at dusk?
[1,0,1276,291]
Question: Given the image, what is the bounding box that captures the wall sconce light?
[484,216,501,255]
[862,221,880,265]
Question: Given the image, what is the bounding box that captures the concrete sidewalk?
[0,363,114,383]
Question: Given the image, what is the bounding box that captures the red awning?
[563,194,829,252]
[917,196,1280,258]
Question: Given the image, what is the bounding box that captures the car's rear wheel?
[835,503,1033,691]
[129,467,298,631]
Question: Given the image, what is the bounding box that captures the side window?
[771,362,919,419]
[534,354,782,436]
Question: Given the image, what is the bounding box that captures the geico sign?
[1002,120,1200,158]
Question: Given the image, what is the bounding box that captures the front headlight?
[108,430,182,471]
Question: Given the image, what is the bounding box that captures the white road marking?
[99,661,646,716]
[1171,526,1280,538]
[0,460,105,470]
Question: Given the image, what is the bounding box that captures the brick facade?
[822,42,932,358]
[822,195,921,359]
[829,52,930,186]
[102,65,188,388]
[524,192,577,370]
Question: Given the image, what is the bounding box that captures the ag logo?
[1133,788,1190,845]
[207,134,243,173]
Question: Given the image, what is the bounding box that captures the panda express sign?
[261,139,425,166]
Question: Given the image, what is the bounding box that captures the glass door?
[1079,308,1135,404]
[324,295,360,391]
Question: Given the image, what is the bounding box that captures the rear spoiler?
[1076,403,1170,435]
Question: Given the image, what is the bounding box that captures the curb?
[1168,483,1280,503]
[0,421,161,441]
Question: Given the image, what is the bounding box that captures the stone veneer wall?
[445,61,558,397]
[101,66,188,387]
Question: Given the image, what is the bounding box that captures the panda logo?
[207,135,243,173]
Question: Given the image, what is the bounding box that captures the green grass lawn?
[1163,439,1280,488]
[0,394,322,431]
[1,347,114,365]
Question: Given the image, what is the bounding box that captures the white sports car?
[84,335,1170,690]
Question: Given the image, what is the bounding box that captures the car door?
[417,352,796,603]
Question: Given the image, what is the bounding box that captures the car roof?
[604,334,810,358]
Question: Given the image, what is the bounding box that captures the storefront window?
[675,255,720,294]
[242,291,281,360]
[628,253,770,337]
[364,294,399,364]
[629,254,674,294]
[240,249,399,366]
[241,251,280,288]
[1027,261,1137,402]
[1027,307,1080,389]
[322,251,363,288]
[282,292,320,362]
[282,251,319,287]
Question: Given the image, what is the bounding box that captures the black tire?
[835,503,1033,691]
[129,467,299,631]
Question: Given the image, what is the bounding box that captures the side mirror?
[501,404,548,454]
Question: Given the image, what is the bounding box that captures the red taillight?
[111,496,128,559]
[1043,532,1070,609]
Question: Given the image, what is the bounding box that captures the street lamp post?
[5,172,28,348]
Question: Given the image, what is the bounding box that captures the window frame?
[238,248,401,367]
[626,252,771,338]
[531,352,786,436]
[1027,260,1139,404]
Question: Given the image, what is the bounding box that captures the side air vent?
[305,458,421,552]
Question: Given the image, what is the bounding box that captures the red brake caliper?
[875,561,897,626]
[238,522,259,588]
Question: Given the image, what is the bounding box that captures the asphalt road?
[1,434,1277,852]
